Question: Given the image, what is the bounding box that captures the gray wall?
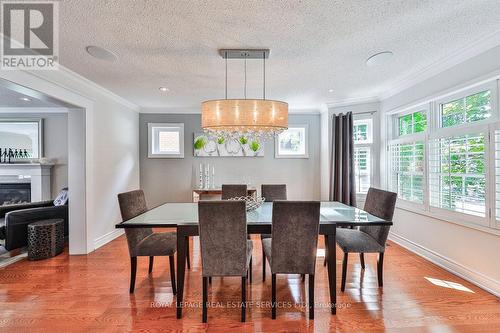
[0,113,68,198]
[140,113,321,206]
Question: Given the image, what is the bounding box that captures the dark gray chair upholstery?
[336,187,397,292]
[262,201,320,319]
[221,184,247,200]
[198,200,253,323]
[118,190,177,294]
[261,184,287,202]
[259,184,287,280]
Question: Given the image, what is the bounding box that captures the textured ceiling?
[58,0,500,110]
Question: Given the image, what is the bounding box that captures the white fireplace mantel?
[0,163,53,202]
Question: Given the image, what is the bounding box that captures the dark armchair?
[0,188,69,251]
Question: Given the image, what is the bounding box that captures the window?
[398,110,427,136]
[387,81,499,231]
[353,119,372,144]
[353,118,373,194]
[441,90,491,127]
[429,133,486,217]
[148,123,184,158]
[390,142,424,203]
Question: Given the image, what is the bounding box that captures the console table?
[192,188,257,202]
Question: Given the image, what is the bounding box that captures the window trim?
[386,78,500,234]
[353,115,374,195]
[148,123,185,158]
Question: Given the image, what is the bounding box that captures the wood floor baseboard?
[389,232,500,297]
[93,229,124,251]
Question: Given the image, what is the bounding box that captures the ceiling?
[0,82,69,108]
[58,0,500,111]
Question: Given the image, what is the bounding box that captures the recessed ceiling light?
[366,51,394,66]
[328,89,334,93]
[19,97,31,102]
[159,87,170,92]
[85,45,118,62]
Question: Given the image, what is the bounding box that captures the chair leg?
[249,256,253,283]
[241,276,247,322]
[271,274,277,319]
[309,274,315,320]
[202,276,208,323]
[169,255,176,295]
[377,252,384,287]
[129,257,137,293]
[341,252,348,292]
[148,256,154,274]
[323,236,328,267]
[360,253,365,269]
[186,237,191,269]
[262,247,266,282]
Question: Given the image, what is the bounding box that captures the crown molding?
[379,29,500,101]
[36,65,139,111]
[326,96,379,108]
[0,107,68,113]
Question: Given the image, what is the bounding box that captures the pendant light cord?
[244,55,247,99]
[225,51,228,100]
[263,51,266,100]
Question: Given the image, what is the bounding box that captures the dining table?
[116,201,391,318]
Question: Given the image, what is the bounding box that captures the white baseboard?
[93,229,124,250]
[389,232,500,297]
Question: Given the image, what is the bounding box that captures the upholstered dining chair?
[260,184,287,281]
[262,201,320,319]
[117,190,177,294]
[198,200,253,323]
[221,184,248,200]
[335,187,397,292]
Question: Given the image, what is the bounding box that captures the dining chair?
[198,200,253,323]
[260,184,287,281]
[117,190,177,294]
[221,184,248,200]
[262,201,320,319]
[335,187,397,292]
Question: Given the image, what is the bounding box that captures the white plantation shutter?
[389,141,424,203]
[494,129,500,223]
[428,133,486,217]
[354,147,370,194]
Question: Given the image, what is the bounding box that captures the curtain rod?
[330,110,377,117]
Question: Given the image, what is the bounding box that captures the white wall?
[0,68,140,254]
[380,45,500,295]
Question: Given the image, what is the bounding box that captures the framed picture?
[275,124,309,158]
[193,133,264,157]
[0,119,43,159]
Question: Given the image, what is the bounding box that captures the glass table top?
[118,201,388,227]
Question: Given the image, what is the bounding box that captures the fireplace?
[0,183,31,205]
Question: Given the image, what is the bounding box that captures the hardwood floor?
[0,233,498,332]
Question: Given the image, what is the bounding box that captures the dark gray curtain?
[329,112,356,206]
